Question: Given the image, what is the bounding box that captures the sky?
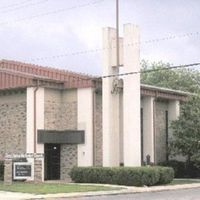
[0,0,199,75]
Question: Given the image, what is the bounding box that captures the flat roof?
[0,59,190,101]
[141,84,190,96]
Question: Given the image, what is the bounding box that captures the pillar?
[34,159,43,183]
[142,97,155,163]
[77,88,94,166]
[123,24,141,166]
[168,100,180,138]
[102,27,120,166]
[4,159,12,185]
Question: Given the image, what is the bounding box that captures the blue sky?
[0,0,199,75]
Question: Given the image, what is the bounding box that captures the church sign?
[13,162,32,180]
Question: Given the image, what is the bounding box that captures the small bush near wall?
[157,167,175,184]
[159,160,200,178]
[0,161,4,181]
[70,166,174,186]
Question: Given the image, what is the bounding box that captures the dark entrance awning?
[37,130,85,144]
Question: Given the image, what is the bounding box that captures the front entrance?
[44,144,60,180]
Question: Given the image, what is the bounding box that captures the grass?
[169,179,200,185]
[0,182,121,194]
[0,179,199,194]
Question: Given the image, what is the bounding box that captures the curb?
[27,183,200,199]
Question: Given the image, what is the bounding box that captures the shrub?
[0,161,4,181]
[70,166,174,186]
[112,167,160,186]
[159,160,185,178]
[159,160,200,178]
[70,167,115,184]
[157,167,174,184]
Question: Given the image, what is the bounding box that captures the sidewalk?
[1,182,200,200]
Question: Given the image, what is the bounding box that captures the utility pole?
[111,0,120,94]
[116,0,119,68]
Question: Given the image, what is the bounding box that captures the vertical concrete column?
[4,159,12,185]
[102,27,120,166]
[142,97,155,163]
[119,91,124,165]
[26,87,34,154]
[26,87,44,154]
[34,159,43,183]
[36,88,44,154]
[123,24,141,166]
[77,88,94,166]
[168,100,180,138]
[26,87,44,181]
[168,100,180,121]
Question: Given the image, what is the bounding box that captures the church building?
[0,24,188,181]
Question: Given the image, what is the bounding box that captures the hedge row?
[159,160,200,178]
[70,166,174,186]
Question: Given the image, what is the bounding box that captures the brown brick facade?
[94,92,103,166]
[60,145,77,180]
[92,94,171,166]
[4,159,12,185]
[44,89,77,130]
[0,90,26,159]
[155,100,168,163]
[34,159,43,183]
[44,88,78,180]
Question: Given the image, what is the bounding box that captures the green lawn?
[0,179,199,194]
[0,182,121,194]
[170,179,200,185]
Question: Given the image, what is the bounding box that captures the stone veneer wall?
[44,89,77,130]
[44,88,78,180]
[0,90,26,158]
[60,145,77,180]
[94,92,103,166]
[34,159,43,183]
[155,100,168,163]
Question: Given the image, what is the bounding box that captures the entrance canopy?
[37,130,85,144]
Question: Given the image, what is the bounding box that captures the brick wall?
[94,92,103,166]
[60,145,77,180]
[44,88,78,180]
[0,90,26,158]
[155,100,168,163]
[44,89,77,130]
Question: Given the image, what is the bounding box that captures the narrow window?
[141,108,144,164]
[165,110,169,161]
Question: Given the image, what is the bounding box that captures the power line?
[25,31,200,62]
[99,62,200,78]
[55,62,200,81]
[99,62,200,79]
[61,62,200,81]
[0,0,104,26]
[0,0,33,10]
[141,32,200,45]
[2,60,198,82]
[0,0,48,14]
[28,48,102,61]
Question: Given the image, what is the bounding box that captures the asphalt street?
[59,188,200,200]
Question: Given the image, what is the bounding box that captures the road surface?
[58,188,200,200]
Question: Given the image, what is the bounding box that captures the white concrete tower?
[123,24,141,166]
[102,24,141,167]
[102,27,121,166]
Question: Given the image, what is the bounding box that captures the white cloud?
[0,0,199,75]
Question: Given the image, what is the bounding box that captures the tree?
[141,60,200,94]
[141,60,200,167]
[170,95,200,165]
